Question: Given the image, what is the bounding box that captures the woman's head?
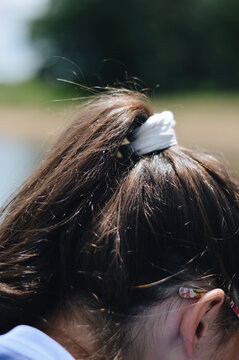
[0,89,238,359]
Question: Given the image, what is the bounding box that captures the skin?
[46,289,239,360]
[130,289,239,360]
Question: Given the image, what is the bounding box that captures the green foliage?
[0,79,81,106]
[30,0,239,91]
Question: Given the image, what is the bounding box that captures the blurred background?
[0,0,238,206]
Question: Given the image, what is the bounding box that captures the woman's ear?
[179,289,225,358]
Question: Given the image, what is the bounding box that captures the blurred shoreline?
[0,80,238,177]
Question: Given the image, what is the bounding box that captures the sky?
[0,0,49,83]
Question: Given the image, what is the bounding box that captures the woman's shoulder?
[0,325,75,360]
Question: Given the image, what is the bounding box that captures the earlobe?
[179,289,225,358]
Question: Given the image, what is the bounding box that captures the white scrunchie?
[130,110,177,155]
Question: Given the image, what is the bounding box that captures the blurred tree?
[30,0,239,92]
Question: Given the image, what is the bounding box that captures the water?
[0,137,41,208]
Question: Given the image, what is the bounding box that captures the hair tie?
[130,111,177,155]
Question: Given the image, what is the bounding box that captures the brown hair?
[0,89,238,359]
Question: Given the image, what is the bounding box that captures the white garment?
[0,325,75,360]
